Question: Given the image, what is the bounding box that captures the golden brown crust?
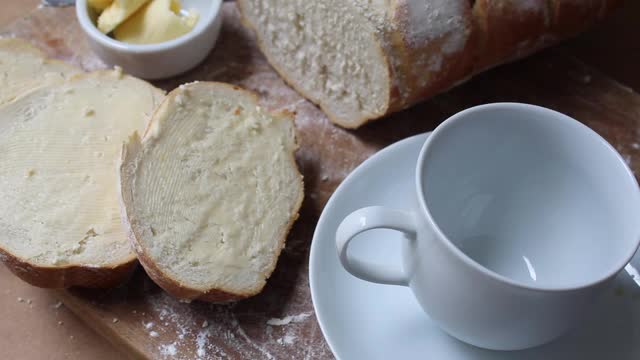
[0,246,137,288]
[472,0,550,72]
[392,1,476,112]
[119,82,304,302]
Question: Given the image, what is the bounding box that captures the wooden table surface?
[0,1,639,359]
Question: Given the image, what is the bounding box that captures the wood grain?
[1,1,639,360]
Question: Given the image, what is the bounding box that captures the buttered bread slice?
[119,82,304,302]
[0,70,164,288]
[0,38,80,106]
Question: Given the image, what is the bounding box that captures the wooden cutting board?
[2,2,640,360]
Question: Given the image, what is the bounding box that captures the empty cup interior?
[420,104,639,288]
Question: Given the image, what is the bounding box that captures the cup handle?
[336,206,417,286]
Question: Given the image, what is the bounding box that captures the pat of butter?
[97,0,151,34]
[87,0,113,12]
[114,0,199,45]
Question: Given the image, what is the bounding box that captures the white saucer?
[309,133,640,360]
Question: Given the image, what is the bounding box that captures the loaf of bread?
[0,70,164,288]
[238,0,620,128]
[0,38,80,106]
[119,82,304,302]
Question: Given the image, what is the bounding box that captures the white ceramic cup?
[336,103,640,351]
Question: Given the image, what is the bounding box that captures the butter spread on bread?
[0,70,164,288]
[119,82,304,302]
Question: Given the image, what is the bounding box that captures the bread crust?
[0,247,137,288]
[389,0,475,112]
[119,82,304,302]
[237,0,620,128]
[472,0,550,72]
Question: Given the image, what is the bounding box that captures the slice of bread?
[0,70,164,288]
[119,82,304,302]
[0,38,80,106]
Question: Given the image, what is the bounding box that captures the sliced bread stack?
[0,40,304,300]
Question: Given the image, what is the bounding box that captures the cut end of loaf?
[120,82,304,301]
[238,0,391,128]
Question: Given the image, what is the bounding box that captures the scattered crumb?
[84,108,95,117]
[17,297,24,303]
[149,331,159,338]
[202,320,209,328]
[277,334,297,345]
[52,301,63,309]
[112,318,119,323]
[179,299,192,304]
[283,334,296,345]
[321,175,329,182]
[26,299,33,305]
[159,343,177,356]
[144,322,154,329]
[266,313,312,326]
[196,330,207,357]
[581,75,592,84]
[632,143,640,150]
[25,169,36,178]
[58,321,64,326]
[69,335,74,340]
[132,310,137,314]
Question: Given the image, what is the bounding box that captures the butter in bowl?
[76,0,222,79]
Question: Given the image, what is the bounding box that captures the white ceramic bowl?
[76,0,223,79]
